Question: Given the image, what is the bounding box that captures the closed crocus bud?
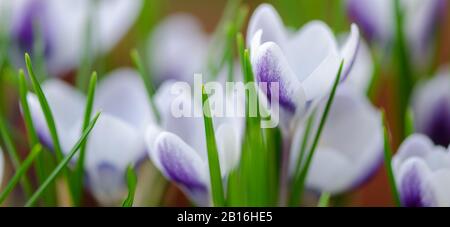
[247,4,359,131]
[148,14,209,84]
[392,134,450,207]
[26,68,155,205]
[412,66,450,147]
[346,0,446,65]
[1,0,142,76]
[146,80,244,206]
[289,85,383,194]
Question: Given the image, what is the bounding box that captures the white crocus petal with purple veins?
[247,4,359,123]
[347,0,446,64]
[1,0,142,76]
[289,86,383,194]
[146,81,244,206]
[26,68,154,205]
[0,147,4,187]
[412,66,450,147]
[392,134,450,207]
[148,14,209,84]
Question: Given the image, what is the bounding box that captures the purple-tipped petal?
[397,158,433,207]
[151,132,208,194]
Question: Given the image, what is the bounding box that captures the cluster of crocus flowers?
[0,0,142,75]
[393,134,450,207]
[27,68,155,205]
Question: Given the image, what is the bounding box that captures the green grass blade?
[382,112,402,207]
[0,108,33,198]
[122,165,137,207]
[292,114,315,182]
[25,112,101,207]
[18,69,56,205]
[0,144,42,204]
[130,49,161,123]
[202,86,225,207]
[317,192,331,207]
[289,60,344,206]
[75,2,93,92]
[73,72,97,206]
[404,108,415,137]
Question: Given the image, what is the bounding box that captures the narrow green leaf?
[122,165,138,207]
[290,60,344,206]
[0,107,33,198]
[292,113,315,182]
[317,192,331,207]
[0,144,42,204]
[74,72,97,206]
[25,112,101,207]
[18,69,55,205]
[382,112,402,207]
[75,1,94,92]
[202,86,225,207]
[130,49,161,123]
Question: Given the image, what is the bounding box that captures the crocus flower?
[347,0,446,64]
[146,80,244,206]
[0,147,4,187]
[412,66,450,147]
[392,134,450,207]
[247,4,359,130]
[1,0,142,76]
[148,14,209,84]
[26,68,155,205]
[343,38,373,93]
[289,85,383,194]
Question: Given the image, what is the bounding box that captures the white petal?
[95,68,154,133]
[392,134,434,172]
[339,24,360,77]
[216,123,241,176]
[150,132,209,205]
[149,14,208,83]
[84,113,144,173]
[286,21,339,81]
[246,3,287,48]
[344,38,373,92]
[426,169,450,206]
[145,124,163,170]
[26,79,85,153]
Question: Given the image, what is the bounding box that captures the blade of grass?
[122,165,137,207]
[73,72,97,206]
[289,60,344,206]
[317,192,331,207]
[0,109,33,198]
[0,144,42,204]
[18,69,55,205]
[25,53,76,204]
[404,108,415,137]
[25,112,101,207]
[382,111,401,207]
[292,113,315,184]
[75,1,94,92]
[130,49,160,123]
[202,86,225,207]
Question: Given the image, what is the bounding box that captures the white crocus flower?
[26,68,154,205]
[246,4,360,132]
[145,79,245,206]
[289,85,383,194]
[392,134,450,207]
[0,0,142,76]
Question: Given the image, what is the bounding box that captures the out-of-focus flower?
[247,4,359,129]
[1,0,142,75]
[289,85,383,194]
[26,68,154,205]
[346,0,446,64]
[146,80,244,206]
[392,134,450,207]
[0,147,4,187]
[412,66,450,147]
[148,14,209,84]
